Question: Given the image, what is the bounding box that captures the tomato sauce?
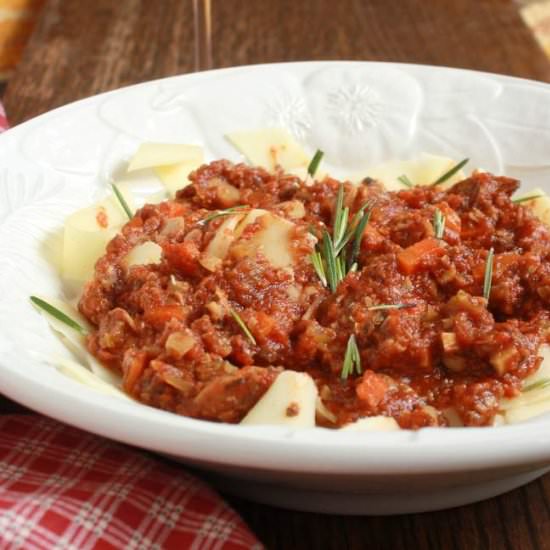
[79,161,550,428]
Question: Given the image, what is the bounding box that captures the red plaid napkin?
[0,415,262,550]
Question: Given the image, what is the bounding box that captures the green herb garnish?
[322,230,340,293]
[30,296,87,335]
[310,251,327,287]
[310,185,372,291]
[512,194,544,204]
[307,149,324,177]
[334,200,371,255]
[398,174,414,188]
[523,378,550,392]
[347,208,371,271]
[202,205,248,224]
[229,308,256,345]
[111,183,133,220]
[332,183,349,250]
[432,158,469,186]
[341,334,362,380]
[367,303,416,311]
[433,208,446,239]
[483,247,494,301]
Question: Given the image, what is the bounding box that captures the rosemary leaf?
[307,149,324,177]
[398,174,414,188]
[334,207,349,250]
[202,205,248,224]
[523,378,550,392]
[333,183,346,245]
[433,208,446,239]
[229,308,256,345]
[310,251,327,287]
[334,201,371,255]
[347,208,371,270]
[367,303,416,311]
[112,183,133,220]
[30,296,87,335]
[432,158,469,186]
[322,230,339,293]
[512,194,544,204]
[341,334,362,380]
[483,247,494,301]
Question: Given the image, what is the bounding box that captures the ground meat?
[79,164,550,428]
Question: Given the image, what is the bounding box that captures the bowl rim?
[2,60,550,475]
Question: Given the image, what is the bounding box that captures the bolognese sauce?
[78,160,550,428]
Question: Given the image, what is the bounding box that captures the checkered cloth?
[0,415,262,550]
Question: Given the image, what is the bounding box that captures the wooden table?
[2,1,550,548]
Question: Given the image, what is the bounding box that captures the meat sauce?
[79,161,550,428]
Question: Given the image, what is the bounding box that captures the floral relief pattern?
[264,94,311,141]
[326,84,384,135]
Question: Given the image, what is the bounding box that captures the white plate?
[2,61,550,515]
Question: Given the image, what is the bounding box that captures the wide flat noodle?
[353,153,466,191]
[226,128,310,172]
[341,416,400,432]
[514,187,550,225]
[32,297,122,387]
[53,357,129,400]
[240,371,318,427]
[231,212,295,268]
[125,142,204,198]
[501,345,550,423]
[127,143,203,172]
[63,194,132,287]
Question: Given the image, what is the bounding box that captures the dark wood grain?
[4,0,550,123]
[2,1,550,549]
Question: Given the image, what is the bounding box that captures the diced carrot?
[144,305,186,327]
[397,237,446,274]
[435,202,461,235]
[356,370,391,409]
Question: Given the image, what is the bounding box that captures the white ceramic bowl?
[1,62,550,515]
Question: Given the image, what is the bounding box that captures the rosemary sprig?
[432,208,446,239]
[111,183,133,220]
[30,296,87,335]
[341,334,362,380]
[512,194,544,204]
[310,251,327,287]
[523,378,550,392]
[202,205,248,224]
[310,186,373,290]
[229,308,256,345]
[307,149,324,177]
[483,247,494,301]
[398,174,414,188]
[367,303,416,311]
[432,158,469,186]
